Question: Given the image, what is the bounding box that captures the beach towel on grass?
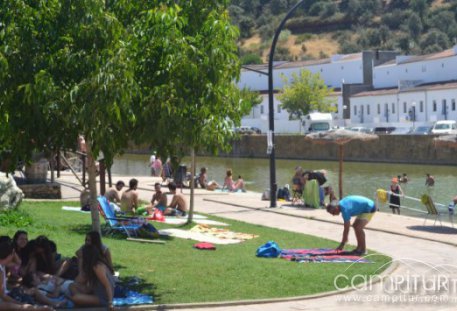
[114,290,153,306]
[280,248,372,263]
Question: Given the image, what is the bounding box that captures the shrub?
[0,209,33,227]
[241,53,263,65]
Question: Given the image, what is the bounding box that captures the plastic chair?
[421,194,443,226]
[97,196,142,237]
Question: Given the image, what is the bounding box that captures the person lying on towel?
[326,195,376,256]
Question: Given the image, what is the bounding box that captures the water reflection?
[112,154,457,213]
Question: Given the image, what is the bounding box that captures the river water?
[112,154,457,217]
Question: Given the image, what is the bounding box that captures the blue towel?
[114,290,153,306]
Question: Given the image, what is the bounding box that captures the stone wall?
[126,135,457,165]
[221,135,457,165]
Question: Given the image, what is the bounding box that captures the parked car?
[408,126,432,135]
[430,120,457,135]
[348,127,373,134]
[373,127,396,134]
[250,127,262,134]
[235,126,255,135]
[390,127,412,135]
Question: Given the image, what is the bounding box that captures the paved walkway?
[52,172,457,310]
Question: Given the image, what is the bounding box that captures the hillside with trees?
[229,0,457,64]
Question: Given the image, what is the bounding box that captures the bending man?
[326,195,376,255]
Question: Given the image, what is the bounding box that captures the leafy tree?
[408,13,423,40]
[411,0,428,20]
[419,29,451,53]
[278,70,336,121]
[0,0,137,232]
[427,11,457,37]
[382,10,409,30]
[123,1,253,222]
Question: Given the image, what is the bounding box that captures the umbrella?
[305,129,379,199]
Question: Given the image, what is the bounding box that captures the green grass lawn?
[1,201,392,304]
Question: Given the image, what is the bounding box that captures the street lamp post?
[411,102,416,129]
[267,0,306,208]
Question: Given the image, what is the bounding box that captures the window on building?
[377,104,381,114]
[405,68,408,73]
[385,103,389,116]
[260,105,264,114]
[452,99,456,111]
[392,103,395,114]
[442,99,447,114]
[367,105,370,115]
[422,65,426,72]
[354,105,357,116]
[403,102,407,113]
[420,101,424,113]
[341,66,344,70]
[433,100,437,112]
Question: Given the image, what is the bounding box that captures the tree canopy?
[278,69,336,120]
[0,0,251,230]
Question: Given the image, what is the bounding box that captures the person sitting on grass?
[0,238,54,311]
[326,195,377,256]
[21,272,71,308]
[120,178,139,215]
[166,182,188,216]
[70,245,115,311]
[146,182,168,214]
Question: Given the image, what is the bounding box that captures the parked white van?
[430,120,457,135]
[302,112,333,134]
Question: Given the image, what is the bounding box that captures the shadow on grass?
[407,225,457,234]
[68,224,93,235]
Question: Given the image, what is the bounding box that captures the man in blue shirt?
[326,195,376,255]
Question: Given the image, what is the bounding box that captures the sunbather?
[120,179,139,215]
[147,183,168,213]
[198,167,220,191]
[104,181,125,205]
[166,182,188,216]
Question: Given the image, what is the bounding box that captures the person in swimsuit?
[120,179,139,215]
[147,183,168,213]
[389,177,404,215]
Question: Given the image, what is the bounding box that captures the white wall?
[349,88,457,128]
[374,52,457,89]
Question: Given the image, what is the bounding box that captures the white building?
[240,46,457,132]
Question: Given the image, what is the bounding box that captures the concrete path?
[51,172,457,310]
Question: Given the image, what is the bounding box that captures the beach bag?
[261,189,270,201]
[256,241,281,258]
[152,208,165,222]
[277,188,285,200]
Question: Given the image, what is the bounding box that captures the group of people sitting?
[196,168,245,192]
[0,231,115,310]
[291,166,336,207]
[104,178,188,217]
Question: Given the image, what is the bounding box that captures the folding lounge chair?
[97,196,142,237]
[421,194,443,226]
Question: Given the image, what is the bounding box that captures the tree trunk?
[187,148,195,224]
[86,138,101,233]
